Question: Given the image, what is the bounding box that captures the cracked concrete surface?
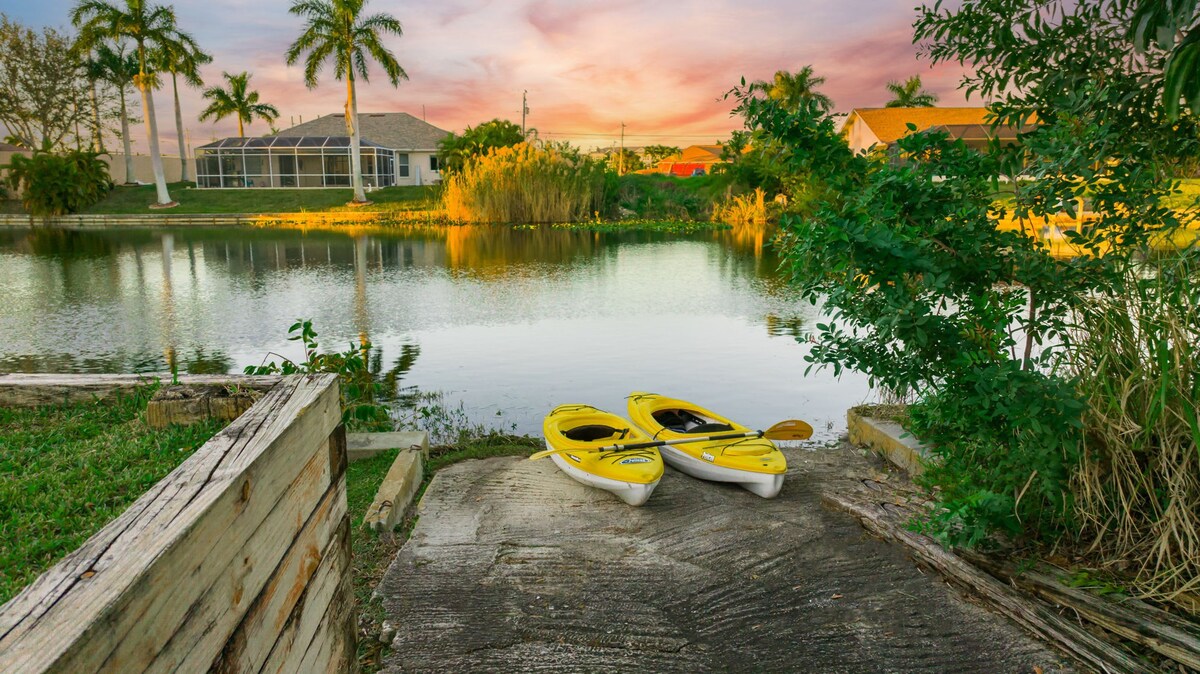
[378,444,1073,673]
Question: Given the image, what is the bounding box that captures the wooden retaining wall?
[0,374,355,673]
[0,373,280,407]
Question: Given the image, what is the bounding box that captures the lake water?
[0,224,873,442]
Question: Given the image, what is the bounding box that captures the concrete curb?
[353,432,430,533]
[347,431,429,463]
[846,407,930,476]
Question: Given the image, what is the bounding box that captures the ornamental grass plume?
[442,143,606,224]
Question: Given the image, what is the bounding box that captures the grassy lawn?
[0,388,223,605]
[349,433,539,672]
[81,183,441,215]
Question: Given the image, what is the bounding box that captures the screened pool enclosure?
[194,136,400,188]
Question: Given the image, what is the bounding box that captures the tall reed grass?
[713,187,771,225]
[442,143,606,224]
[1068,252,1200,603]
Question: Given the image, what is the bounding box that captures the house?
[643,144,727,177]
[840,107,1031,155]
[194,112,450,189]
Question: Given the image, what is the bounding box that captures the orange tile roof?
[847,107,994,145]
[675,144,724,162]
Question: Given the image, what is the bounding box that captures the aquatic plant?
[441,142,606,224]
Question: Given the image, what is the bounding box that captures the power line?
[539,131,733,138]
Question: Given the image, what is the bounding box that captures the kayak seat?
[653,409,733,434]
[564,425,627,442]
[689,422,734,434]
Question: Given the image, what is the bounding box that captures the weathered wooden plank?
[0,374,340,673]
[144,437,339,672]
[823,492,1161,674]
[258,516,354,674]
[0,373,280,408]
[202,478,347,673]
[964,553,1200,671]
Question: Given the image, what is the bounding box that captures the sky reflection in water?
[0,224,872,442]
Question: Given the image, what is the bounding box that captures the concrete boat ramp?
[377,445,1071,672]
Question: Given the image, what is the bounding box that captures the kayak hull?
[548,443,660,506]
[627,392,787,499]
[541,404,663,506]
[659,444,785,498]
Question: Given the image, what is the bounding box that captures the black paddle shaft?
[599,430,764,452]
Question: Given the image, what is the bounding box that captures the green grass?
[0,388,223,605]
[81,183,441,215]
[348,433,539,672]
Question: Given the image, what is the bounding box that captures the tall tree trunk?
[90,81,104,153]
[238,116,244,138]
[346,74,367,203]
[119,85,135,184]
[172,72,189,182]
[138,73,174,205]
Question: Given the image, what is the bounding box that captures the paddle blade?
[764,419,813,441]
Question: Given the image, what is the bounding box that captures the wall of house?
[843,116,883,155]
[395,150,442,185]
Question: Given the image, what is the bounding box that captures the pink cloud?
[11,0,975,154]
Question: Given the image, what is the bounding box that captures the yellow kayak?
[541,404,664,506]
[626,392,787,498]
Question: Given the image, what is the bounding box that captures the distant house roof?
[933,123,1036,145]
[0,142,27,152]
[278,112,450,151]
[677,144,725,162]
[196,136,388,150]
[842,107,995,147]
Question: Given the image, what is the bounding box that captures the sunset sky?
[10,0,974,153]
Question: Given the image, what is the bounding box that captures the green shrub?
[608,173,718,221]
[1,149,112,215]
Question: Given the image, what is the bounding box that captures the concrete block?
[362,444,426,533]
[347,431,429,463]
[846,408,931,476]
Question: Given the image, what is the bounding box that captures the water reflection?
[0,224,871,440]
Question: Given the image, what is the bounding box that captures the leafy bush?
[437,119,525,176]
[245,319,392,431]
[727,0,1200,552]
[442,142,606,224]
[607,173,716,221]
[1,149,112,215]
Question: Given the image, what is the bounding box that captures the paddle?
[529,419,814,461]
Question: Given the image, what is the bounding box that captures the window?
[430,155,440,172]
[397,153,409,178]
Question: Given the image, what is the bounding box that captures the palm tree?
[286,0,408,204]
[754,66,833,112]
[198,72,279,138]
[72,0,190,207]
[81,52,107,153]
[152,33,210,182]
[884,75,939,108]
[91,42,140,184]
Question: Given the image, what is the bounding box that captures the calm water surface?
[0,224,872,442]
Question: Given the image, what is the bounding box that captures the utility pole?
[521,90,529,138]
[619,122,626,175]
